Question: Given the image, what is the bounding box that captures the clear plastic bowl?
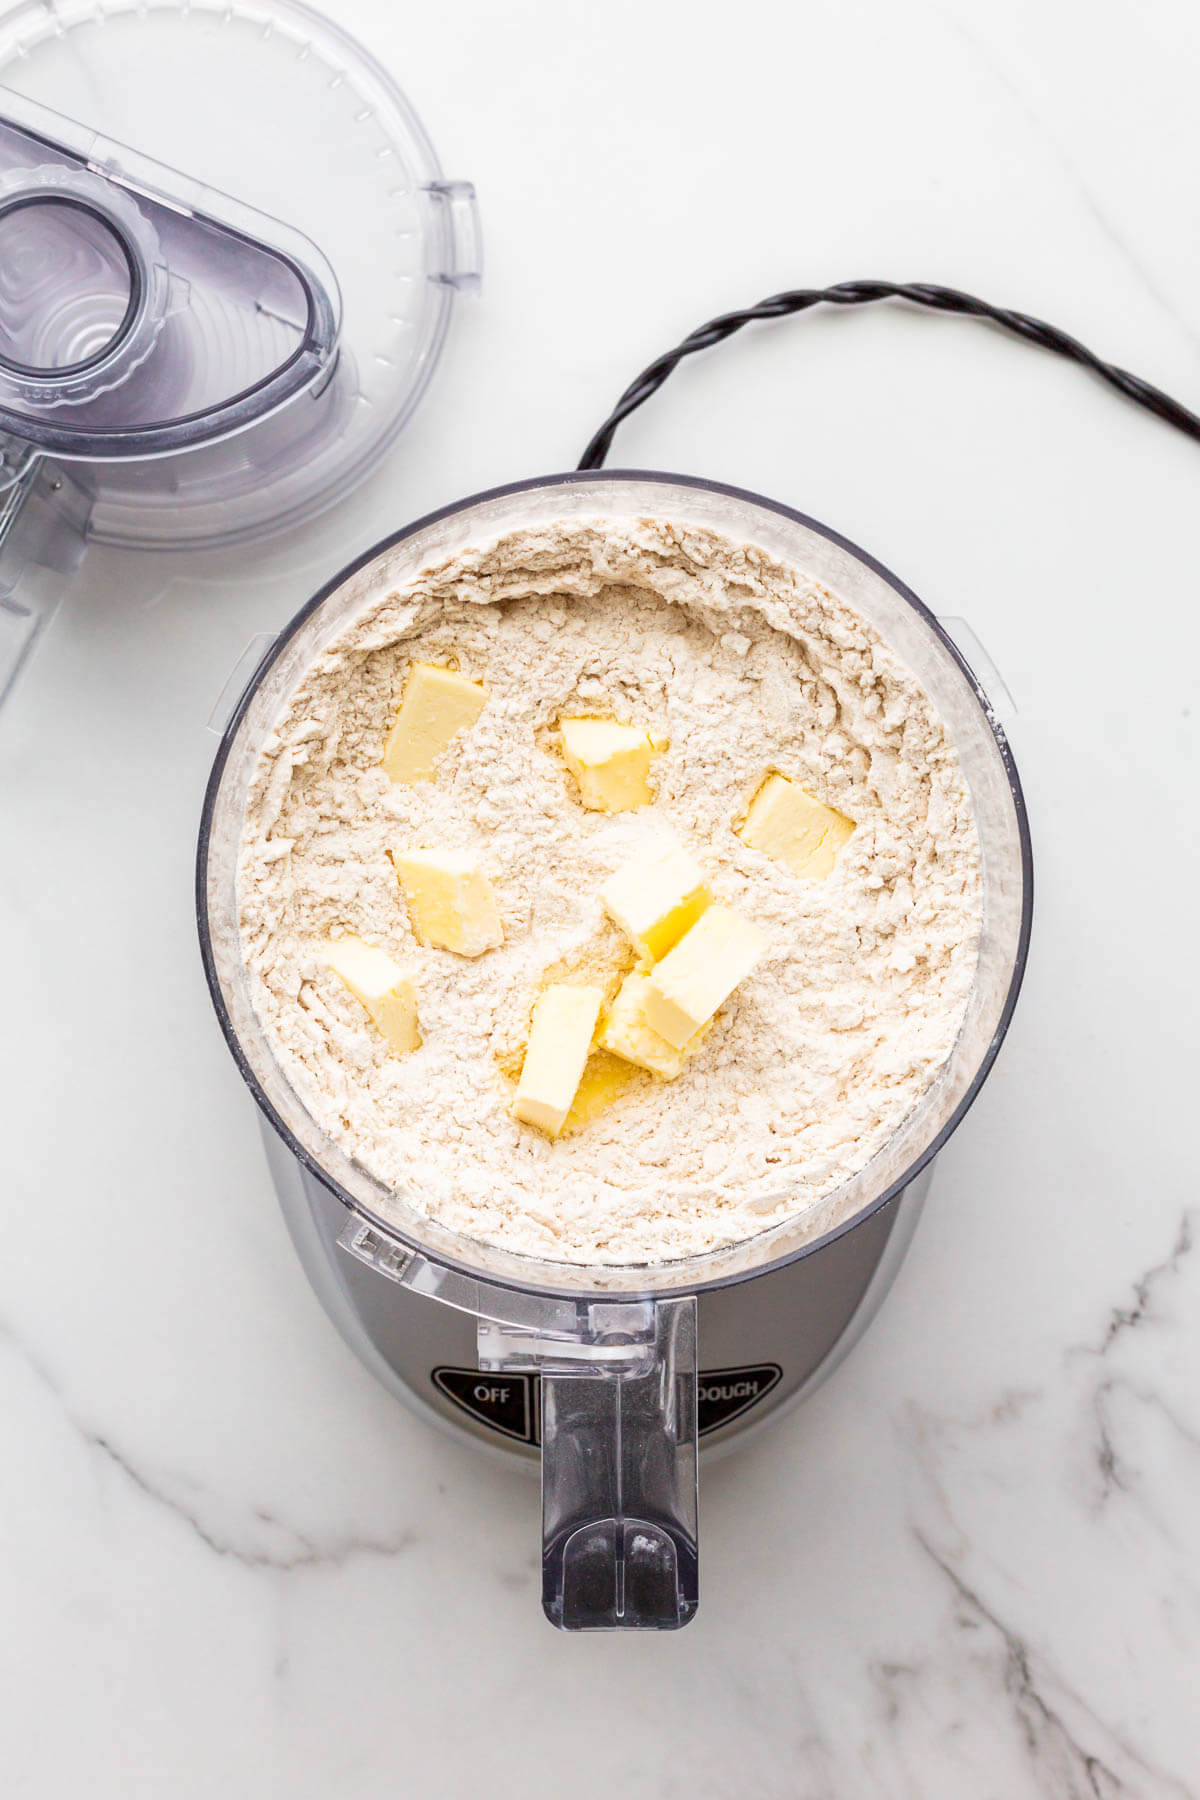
[197,472,1033,1302]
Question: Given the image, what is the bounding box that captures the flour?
[237,518,982,1265]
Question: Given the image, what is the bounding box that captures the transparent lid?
[198,473,1033,1303]
[0,0,480,548]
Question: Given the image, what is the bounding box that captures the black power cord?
[578,280,1200,470]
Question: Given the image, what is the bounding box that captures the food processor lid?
[0,0,480,548]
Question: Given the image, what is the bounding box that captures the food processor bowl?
[198,471,1033,1629]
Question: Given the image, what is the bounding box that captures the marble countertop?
[1,0,1197,1792]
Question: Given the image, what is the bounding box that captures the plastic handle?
[539,1296,699,1632]
[206,633,279,737]
[344,1233,702,1631]
[425,181,482,294]
[0,449,88,710]
[936,615,1017,725]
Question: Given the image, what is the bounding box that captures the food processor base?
[262,1123,931,1466]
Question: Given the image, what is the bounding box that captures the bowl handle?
[536,1296,699,1632]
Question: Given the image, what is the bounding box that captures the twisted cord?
[578,280,1200,469]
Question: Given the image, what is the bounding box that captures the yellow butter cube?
[562,1049,645,1132]
[383,662,488,783]
[600,972,689,1078]
[559,717,656,812]
[392,848,503,957]
[643,904,768,1050]
[325,936,420,1056]
[601,842,712,963]
[738,772,854,878]
[514,984,605,1137]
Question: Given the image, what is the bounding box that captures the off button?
[432,1368,534,1443]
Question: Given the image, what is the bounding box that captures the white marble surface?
[2,0,1199,1792]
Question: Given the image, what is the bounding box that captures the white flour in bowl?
[237,517,982,1264]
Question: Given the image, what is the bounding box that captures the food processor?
[198,471,1033,1631]
[16,0,1199,1636]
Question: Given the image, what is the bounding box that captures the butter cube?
[601,843,712,963]
[562,1049,645,1132]
[643,905,768,1050]
[560,717,656,812]
[514,984,604,1137]
[325,936,420,1056]
[392,848,503,957]
[383,662,488,783]
[600,972,688,1078]
[739,773,854,878]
